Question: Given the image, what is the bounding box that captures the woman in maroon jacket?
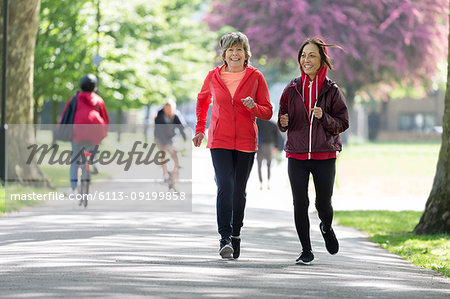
[278,38,349,265]
[193,32,272,259]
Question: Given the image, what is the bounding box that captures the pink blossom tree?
[205,0,448,107]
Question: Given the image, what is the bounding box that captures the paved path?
[0,149,448,298]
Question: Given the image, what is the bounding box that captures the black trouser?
[210,149,255,239]
[256,143,274,183]
[288,158,336,252]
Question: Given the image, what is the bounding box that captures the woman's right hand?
[192,132,205,147]
[280,113,289,127]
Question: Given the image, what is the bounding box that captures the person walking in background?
[192,32,272,259]
[278,38,349,265]
[256,118,283,190]
[61,74,109,196]
[154,98,187,183]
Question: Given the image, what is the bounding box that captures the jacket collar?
[289,76,333,98]
[213,64,258,92]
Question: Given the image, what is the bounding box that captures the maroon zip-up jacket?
[277,76,349,154]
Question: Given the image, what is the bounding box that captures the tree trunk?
[52,98,58,124]
[0,0,49,186]
[414,18,450,234]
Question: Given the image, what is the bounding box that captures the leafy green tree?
[97,0,215,111]
[35,0,216,125]
[34,0,96,124]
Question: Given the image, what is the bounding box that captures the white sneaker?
[219,238,234,259]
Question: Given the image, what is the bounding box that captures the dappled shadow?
[1,198,449,298]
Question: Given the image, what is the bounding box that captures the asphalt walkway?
[0,149,448,298]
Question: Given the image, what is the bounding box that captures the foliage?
[334,210,450,277]
[35,0,216,122]
[34,0,97,122]
[98,0,215,109]
[205,0,448,102]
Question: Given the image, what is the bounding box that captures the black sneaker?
[231,237,241,259]
[296,250,314,265]
[219,238,233,259]
[320,222,339,255]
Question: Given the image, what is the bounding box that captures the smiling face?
[223,44,246,72]
[300,43,322,79]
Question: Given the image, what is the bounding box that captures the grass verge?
[0,184,45,214]
[334,210,450,278]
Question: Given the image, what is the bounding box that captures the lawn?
[335,141,440,199]
[0,184,44,213]
[334,210,450,278]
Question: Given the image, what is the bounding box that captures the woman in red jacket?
[193,32,272,259]
[278,38,349,265]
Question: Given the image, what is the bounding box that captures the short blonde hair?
[219,32,252,67]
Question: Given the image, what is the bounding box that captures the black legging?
[211,149,255,239]
[288,158,336,252]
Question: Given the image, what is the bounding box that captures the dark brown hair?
[297,37,342,71]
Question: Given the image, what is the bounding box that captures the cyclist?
[154,99,186,184]
[60,74,109,196]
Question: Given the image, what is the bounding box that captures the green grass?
[334,210,450,278]
[335,141,440,198]
[339,141,440,176]
[1,184,46,213]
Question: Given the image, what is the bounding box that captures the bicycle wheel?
[77,170,83,206]
[80,179,89,207]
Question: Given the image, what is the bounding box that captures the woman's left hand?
[311,107,323,119]
[241,97,256,109]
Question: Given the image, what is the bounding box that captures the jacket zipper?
[308,79,317,160]
[308,81,313,160]
[217,71,238,149]
[232,94,237,149]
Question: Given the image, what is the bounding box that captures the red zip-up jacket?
[277,77,349,155]
[195,65,273,151]
[60,91,109,145]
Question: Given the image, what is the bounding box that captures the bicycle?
[77,150,91,207]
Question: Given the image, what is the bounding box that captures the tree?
[414,17,450,234]
[97,0,215,109]
[35,0,216,126]
[0,0,48,185]
[205,0,448,108]
[34,0,96,124]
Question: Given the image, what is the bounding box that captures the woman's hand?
[241,96,256,109]
[311,107,323,119]
[192,132,205,147]
[280,113,289,127]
